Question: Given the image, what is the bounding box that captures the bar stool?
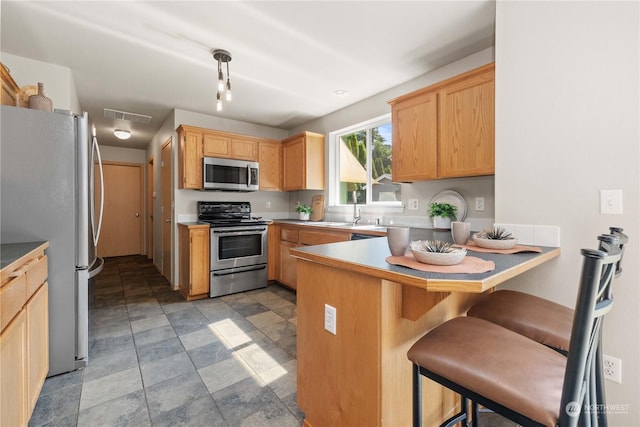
[407,243,621,427]
[466,228,627,426]
[467,227,627,354]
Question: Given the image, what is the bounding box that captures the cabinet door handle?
[165,219,171,223]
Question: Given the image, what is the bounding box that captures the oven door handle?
[213,228,267,236]
[213,265,266,276]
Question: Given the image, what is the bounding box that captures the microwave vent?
[103,108,152,124]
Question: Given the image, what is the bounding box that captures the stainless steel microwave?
[203,157,259,191]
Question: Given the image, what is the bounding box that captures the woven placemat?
[455,241,542,254]
[386,254,495,273]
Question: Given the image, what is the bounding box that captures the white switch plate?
[475,197,485,211]
[324,304,337,335]
[408,199,419,210]
[600,190,623,214]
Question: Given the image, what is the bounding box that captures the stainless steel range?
[198,201,269,297]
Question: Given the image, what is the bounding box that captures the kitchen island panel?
[297,262,382,426]
[297,259,484,427]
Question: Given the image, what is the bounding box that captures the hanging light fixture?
[212,49,232,111]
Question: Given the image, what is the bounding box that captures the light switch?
[600,190,623,215]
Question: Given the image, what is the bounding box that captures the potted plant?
[296,203,312,221]
[428,202,457,229]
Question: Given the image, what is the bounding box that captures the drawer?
[299,230,350,246]
[1,273,27,331]
[280,228,300,243]
[26,256,48,298]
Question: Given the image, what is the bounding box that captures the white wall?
[100,145,146,164]
[495,1,639,423]
[1,52,80,113]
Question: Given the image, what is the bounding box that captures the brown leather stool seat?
[408,316,566,427]
[467,289,573,352]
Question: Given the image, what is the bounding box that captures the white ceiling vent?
[103,108,152,124]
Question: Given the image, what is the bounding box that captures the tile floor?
[30,255,301,427]
[29,255,515,427]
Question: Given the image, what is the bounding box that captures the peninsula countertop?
[290,237,560,293]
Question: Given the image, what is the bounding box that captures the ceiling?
[1,1,495,149]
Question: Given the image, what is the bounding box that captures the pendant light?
[212,49,232,111]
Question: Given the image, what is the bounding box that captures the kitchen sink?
[301,221,387,232]
[305,221,351,226]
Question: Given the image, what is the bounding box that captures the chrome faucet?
[352,190,361,225]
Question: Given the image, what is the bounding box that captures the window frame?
[328,113,400,208]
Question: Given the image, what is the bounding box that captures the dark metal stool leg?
[472,402,480,427]
[413,363,422,427]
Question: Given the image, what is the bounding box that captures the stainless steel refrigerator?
[1,105,104,376]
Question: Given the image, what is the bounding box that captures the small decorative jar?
[28,82,53,112]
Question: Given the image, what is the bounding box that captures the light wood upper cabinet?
[258,140,282,191]
[389,63,495,181]
[438,65,495,178]
[391,91,438,181]
[177,125,203,189]
[230,137,258,161]
[203,134,258,161]
[177,125,271,190]
[203,133,231,158]
[282,131,325,191]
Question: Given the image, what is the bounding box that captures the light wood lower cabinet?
[178,224,210,301]
[273,225,350,290]
[1,242,49,427]
[279,241,299,289]
[26,283,48,414]
[1,309,27,427]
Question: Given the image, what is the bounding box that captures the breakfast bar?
[291,237,560,427]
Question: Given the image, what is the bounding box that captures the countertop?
[290,237,560,293]
[1,241,49,271]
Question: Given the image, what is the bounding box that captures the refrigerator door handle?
[91,127,104,246]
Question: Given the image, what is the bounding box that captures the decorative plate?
[429,190,467,222]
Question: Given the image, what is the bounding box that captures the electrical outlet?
[408,199,419,210]
[324,304,337,335]
[475,197,485,211]
[603,354,622,383]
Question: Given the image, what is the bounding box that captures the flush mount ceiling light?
[212,49,232,112]
[113,129,131,140]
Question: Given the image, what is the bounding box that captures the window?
[329,114,400,206]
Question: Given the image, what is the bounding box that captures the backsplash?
[494,223,561,247]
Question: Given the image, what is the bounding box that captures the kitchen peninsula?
[291,238,560,427]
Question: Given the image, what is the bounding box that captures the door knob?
[135,213,140,217]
